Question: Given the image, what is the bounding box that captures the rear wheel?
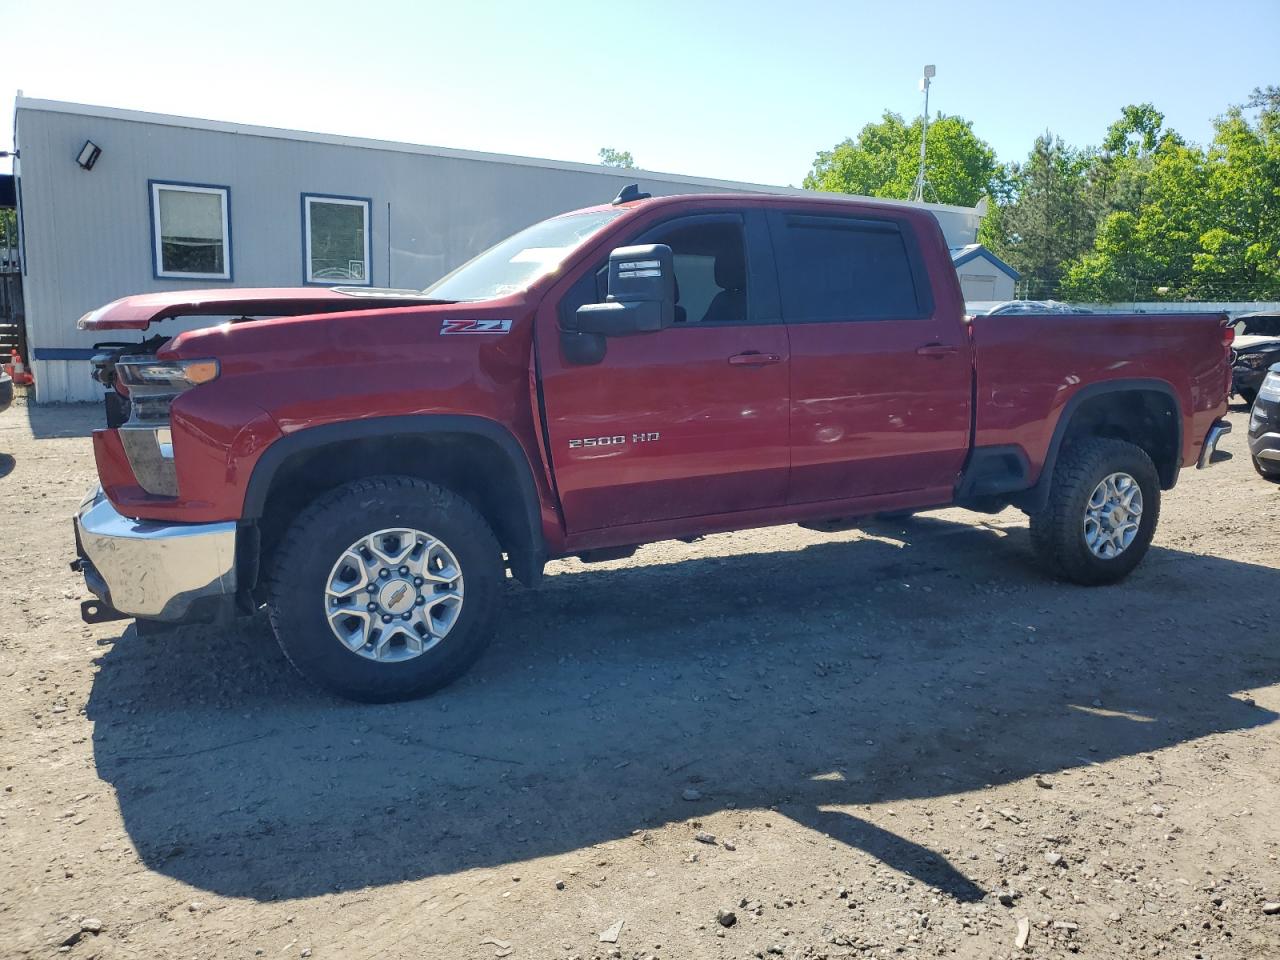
[266,476,502,702]
[1029,438,1160,585]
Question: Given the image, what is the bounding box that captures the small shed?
[950,244,1019,303]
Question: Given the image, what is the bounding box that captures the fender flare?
[1017,378,1182,512]
[241,414,547,582]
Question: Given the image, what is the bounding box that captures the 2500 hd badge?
[569,432,661,449]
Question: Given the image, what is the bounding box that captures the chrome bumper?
[1197,419,1232,469]
[73,486,237,621]
[1252,433,1280,462]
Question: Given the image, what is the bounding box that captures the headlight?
[112,357,218,497]
[1259,369,1280,403]
[115,357,219,423]
[116,358,219,389]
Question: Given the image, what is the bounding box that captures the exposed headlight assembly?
[116,358,219,391]
[114,357,219,496]
[1243,353,1272,369]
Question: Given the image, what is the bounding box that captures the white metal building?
[11,97,984,402]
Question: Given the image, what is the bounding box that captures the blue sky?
[3,0,1277,186]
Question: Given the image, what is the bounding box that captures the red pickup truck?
[73,189,1234,701]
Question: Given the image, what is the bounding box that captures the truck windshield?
[422,209,623,302]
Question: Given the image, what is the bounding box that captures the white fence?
[967,300,1280,318]
[1075,302,1280,318]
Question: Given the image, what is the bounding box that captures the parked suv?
[1248,363,1280,482]
[72,189,1234,701]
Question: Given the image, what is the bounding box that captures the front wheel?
[1029,438,1161,585]
[266,476,503,702]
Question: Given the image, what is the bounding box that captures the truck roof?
[565,191,950,220]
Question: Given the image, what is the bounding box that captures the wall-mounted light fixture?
[76,140,101,170]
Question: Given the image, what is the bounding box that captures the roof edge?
[13,96,980,217]
[952,245,1021,280]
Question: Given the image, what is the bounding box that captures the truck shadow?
[85,515,1279,904]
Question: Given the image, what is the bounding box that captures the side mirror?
[567,244,676,336]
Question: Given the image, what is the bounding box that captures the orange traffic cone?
[10,349,33,386]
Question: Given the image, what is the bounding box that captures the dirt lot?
[1,399,1278,960]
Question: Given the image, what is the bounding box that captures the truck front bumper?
[73,486,238,623]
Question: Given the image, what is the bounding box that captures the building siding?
[15,99,982,401]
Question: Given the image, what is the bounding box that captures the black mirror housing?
[568,244,676,336]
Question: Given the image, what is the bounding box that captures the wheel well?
[251,432,542,593]
[1057,390,1180,488]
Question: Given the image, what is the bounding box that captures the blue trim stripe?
[34,348,99,361]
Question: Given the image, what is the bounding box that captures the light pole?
[911,64,936,203]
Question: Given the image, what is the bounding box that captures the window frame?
[557,210,779,329]
[148,180,232,281]
[766,210,935,324]
[301,193,373,286]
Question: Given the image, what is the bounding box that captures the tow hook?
[80,599,129,624]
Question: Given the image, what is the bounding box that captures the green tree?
[803,111,999,207]
[1247,85,1280,111]
[598,147,635,169]
[1190,104,1280,298]
[1102,103,1166,156]
[1059,96,1280,302]
[984,134,1097,297]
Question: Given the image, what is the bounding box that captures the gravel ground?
[1,398,1278,960]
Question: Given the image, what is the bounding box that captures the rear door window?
[770,213,927,322]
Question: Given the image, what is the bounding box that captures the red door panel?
[787,320,971,502]
[537,321,790,532]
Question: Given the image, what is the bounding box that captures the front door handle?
[728,351,783,367]
[916,343,960,358]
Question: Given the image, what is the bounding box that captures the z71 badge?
[440,319,513,335]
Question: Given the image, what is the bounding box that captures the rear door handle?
[916,343,960,358]
[728,351,783,367]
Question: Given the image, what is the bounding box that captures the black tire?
[266,476,502,702]
[1238,388,1257,406]
[1253,455,1280,483]
[1029,438,1161,586]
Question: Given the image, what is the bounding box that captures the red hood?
[78,286,440,331]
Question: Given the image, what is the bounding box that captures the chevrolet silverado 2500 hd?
[72,189,1235,701]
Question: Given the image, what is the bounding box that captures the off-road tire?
[266,476,502,702]
[1029,438,1161,586]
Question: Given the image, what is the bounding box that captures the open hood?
[1234,333,1280,352]
[78,286,441,332]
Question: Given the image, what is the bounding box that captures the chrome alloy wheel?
[324,528,464,662]
[1083,472,1144,559]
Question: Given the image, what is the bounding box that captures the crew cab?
[72,189,1235,701]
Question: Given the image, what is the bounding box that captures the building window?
[303,194,371,285]
[150,182,231,280]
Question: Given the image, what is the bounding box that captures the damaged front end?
[89,339,218,497]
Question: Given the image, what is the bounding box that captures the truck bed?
[969,311,1231,484]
